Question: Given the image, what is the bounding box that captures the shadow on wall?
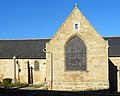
[109,59,118,92]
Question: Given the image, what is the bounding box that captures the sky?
[0,0,120,39]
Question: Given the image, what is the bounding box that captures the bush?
[0,81,2,86]
[2,78,12,86]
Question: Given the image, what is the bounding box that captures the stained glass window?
[66,36,86,71]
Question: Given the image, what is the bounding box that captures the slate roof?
[0,39,50,59]
[0,37,120,59]
[104,37,120,57]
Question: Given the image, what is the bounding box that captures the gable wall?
[46,7,109,91]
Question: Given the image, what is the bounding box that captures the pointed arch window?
[66,36,87,71]
[34,60,40,71]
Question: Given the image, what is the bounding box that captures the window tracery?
[66,36,86,71]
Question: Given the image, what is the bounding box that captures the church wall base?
[47,82,109,91]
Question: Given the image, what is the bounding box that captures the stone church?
[0,4,120,92]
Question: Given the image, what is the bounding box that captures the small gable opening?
[65,36,87,71]
[74,23,80,31]
[75,23,78,30]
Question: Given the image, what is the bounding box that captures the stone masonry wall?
[0,59,46,84]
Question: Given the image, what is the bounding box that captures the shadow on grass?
[0,88,120,96]
[34,89,120,96]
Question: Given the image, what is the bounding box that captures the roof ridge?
[103,36,120,38]
[0,38,51,41]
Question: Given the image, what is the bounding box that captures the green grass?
[29,83,44,88]
[0,82,29,88]
[8,82,29,87]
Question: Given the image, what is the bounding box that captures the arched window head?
[66,36,86,71]
[34,60,39,71]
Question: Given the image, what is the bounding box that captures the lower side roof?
[0,37,119,59]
